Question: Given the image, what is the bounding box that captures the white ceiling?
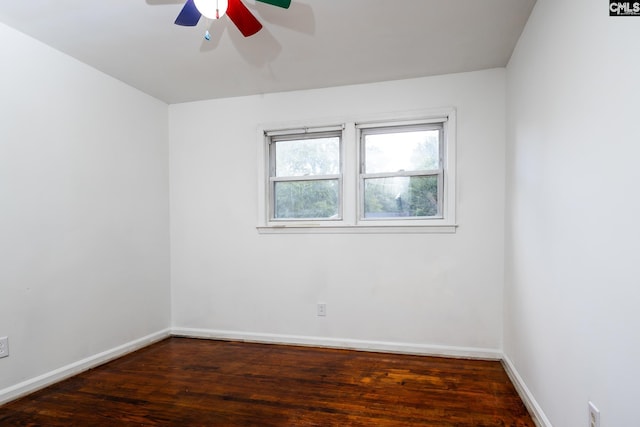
[0,0,535,104]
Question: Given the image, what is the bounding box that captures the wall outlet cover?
[317,303,327,317]
[0,336,8,358]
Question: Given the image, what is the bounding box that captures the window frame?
[268,129,344,222]
[257,108,457,234]
[358,122,445,222]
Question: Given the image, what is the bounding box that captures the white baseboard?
[502,354,552,427]
[0,329,171,405]
[170,327,503,360]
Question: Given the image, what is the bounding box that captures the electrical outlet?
[0,336,8,358]
[317,303,327,317]
[588,401,600,427]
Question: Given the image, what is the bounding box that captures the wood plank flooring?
[0,337,534,426]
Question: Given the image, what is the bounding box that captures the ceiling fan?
[175,0,291,38]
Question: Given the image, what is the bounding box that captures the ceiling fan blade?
[227,0,263,37]
[256,0,291,8]
[175,0,201,26]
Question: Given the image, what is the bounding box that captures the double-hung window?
[359,123,443,220]
[258,109,456,233]
[267,128,343,221]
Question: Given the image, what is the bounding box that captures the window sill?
[256,224,458,234]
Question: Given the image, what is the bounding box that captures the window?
[258,109,456,233]
[269,130,342,220]
[359,123,443,220]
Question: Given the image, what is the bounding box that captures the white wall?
[169,69,506,355]
[0,23,171,395]
[505,1,640,425]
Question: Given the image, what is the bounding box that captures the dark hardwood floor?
[0,337,534,426]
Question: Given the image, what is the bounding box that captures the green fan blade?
[256,0,291,9]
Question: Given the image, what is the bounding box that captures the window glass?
[364,130,439,174]
[274,180,339,219]
[275,137,340,177]
[363,176,438,218]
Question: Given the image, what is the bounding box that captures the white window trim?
[257,108,457,234]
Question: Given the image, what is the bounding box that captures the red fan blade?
[227,0,263,37]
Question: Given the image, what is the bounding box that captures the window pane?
[364,130,439,173]
[275,137,340,177]
[364,176,438,218]
[274,180,339,219]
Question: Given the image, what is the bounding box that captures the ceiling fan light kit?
[175,0,291,38]
[193,0,228,19]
